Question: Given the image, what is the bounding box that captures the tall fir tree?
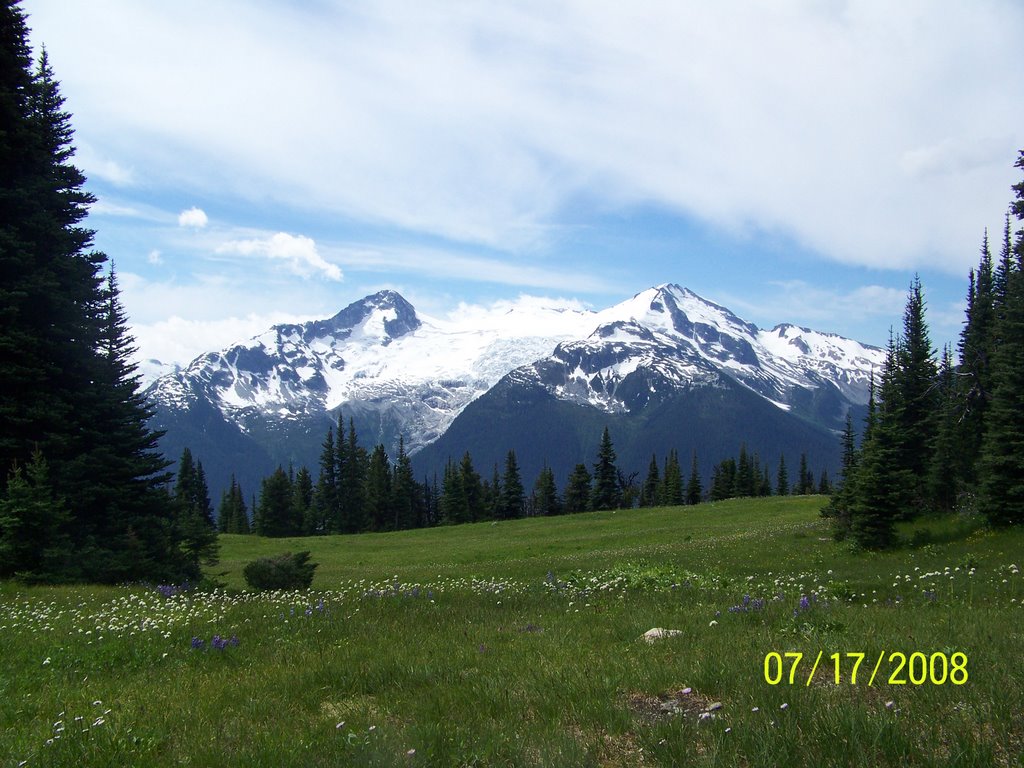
[0,13,186,582]
[978,152,1024,526]
[590,427,621,511]
[640,454,660,507]
[563,464,592,513]
[0,449,72,581]
[776,454,789,497]
[339,419,368,533]
[312,426,338,533]
[848,335,914,548]
[894,276,938,512]
[254,466,295,537]
[499,450,525,519]
[686,451,703,505]
[533,464,561,516]
[364,445,392,531]
[956,236,996,486]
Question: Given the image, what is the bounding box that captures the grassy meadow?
[2,496,1023,767]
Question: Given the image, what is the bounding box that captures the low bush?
[243,551,317,590]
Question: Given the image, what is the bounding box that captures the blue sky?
[23,0,1024,366]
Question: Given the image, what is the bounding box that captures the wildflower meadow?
[2,496,1022,766]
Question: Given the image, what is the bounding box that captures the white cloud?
[131,312,318,369]
[26,0,1024,274]
[147,249,163,265]
[76,141,135,186]
[178,206,209,228]
[217,232,342,281]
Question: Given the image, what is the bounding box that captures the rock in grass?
[641,627,684,643]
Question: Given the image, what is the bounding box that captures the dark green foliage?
[459,452,483,522]
[533,464,561,516]
[498,450,525,519]
[776,454,789,497]
[242,551,317,591]
[710,458,736,501]
[339,419,368,533]
[590,427,621,511]
[172,448,219,576]
[311,426,338,534]
[392,436,419,530]
[686,452,703,505]
[639,454,659,507]
[254,467,296,537]
[563,464,592,513]
[440,459,470,525]
[659,449,684,505]
[848,337,915,549]
[895,276,939,510]
[928,347,961,513]
[217,476,250,534]
[364,445,392,531]
[0,10,190,583]
[0,449,72,582]
[957,235,996,485]
[978,204,1024,526]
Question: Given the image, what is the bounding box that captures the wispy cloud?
[29,0,1024,274]
[217,232,342,281]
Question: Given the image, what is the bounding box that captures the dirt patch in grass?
[624,687,724,722]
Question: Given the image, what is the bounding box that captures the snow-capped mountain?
[146,284,883,499]
[521,284,883,420]
[147,289,599,455]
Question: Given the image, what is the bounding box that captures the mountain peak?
[322,289,421,341]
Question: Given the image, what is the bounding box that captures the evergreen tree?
[217,476,249,535]
[563,464,592,513]
[364,444,392,531]
[710,458,737,501]
[686,452,703,505]
[928,346,960,513]
[440,459,469,524]
[894,276,938,511]
[817,469,831,495]
[776,454,789,497]
[172,449,218,573]
[392,436,418,530]
[313,426,338,533]
[978,153,1024,526]
[640,454,660,507]
[590,427,621,511]
[736,444,755,497]
[291,466,314,534]
[499,450,525,519]
[661,449,684,506]
[957,235,996,485]
[255,467,294,537]
[459,452,483,522]
[0,449,72,581]
[533,464,561,516]
[339,419,367,533]
[796,453,813,495]
[0,14,187,582]
[848,336,914,548]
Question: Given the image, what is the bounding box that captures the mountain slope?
[147,284,883,499]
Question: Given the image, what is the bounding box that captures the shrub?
[243,551,318,590]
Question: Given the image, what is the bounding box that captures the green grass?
[2,496,1023,767]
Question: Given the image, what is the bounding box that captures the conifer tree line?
[231,418,832,537]
[0,3,217,583]
[826,151,1024,548]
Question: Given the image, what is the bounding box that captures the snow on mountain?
[516,284,884,418]
[146,284,885,468]
[147,290,599,453]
